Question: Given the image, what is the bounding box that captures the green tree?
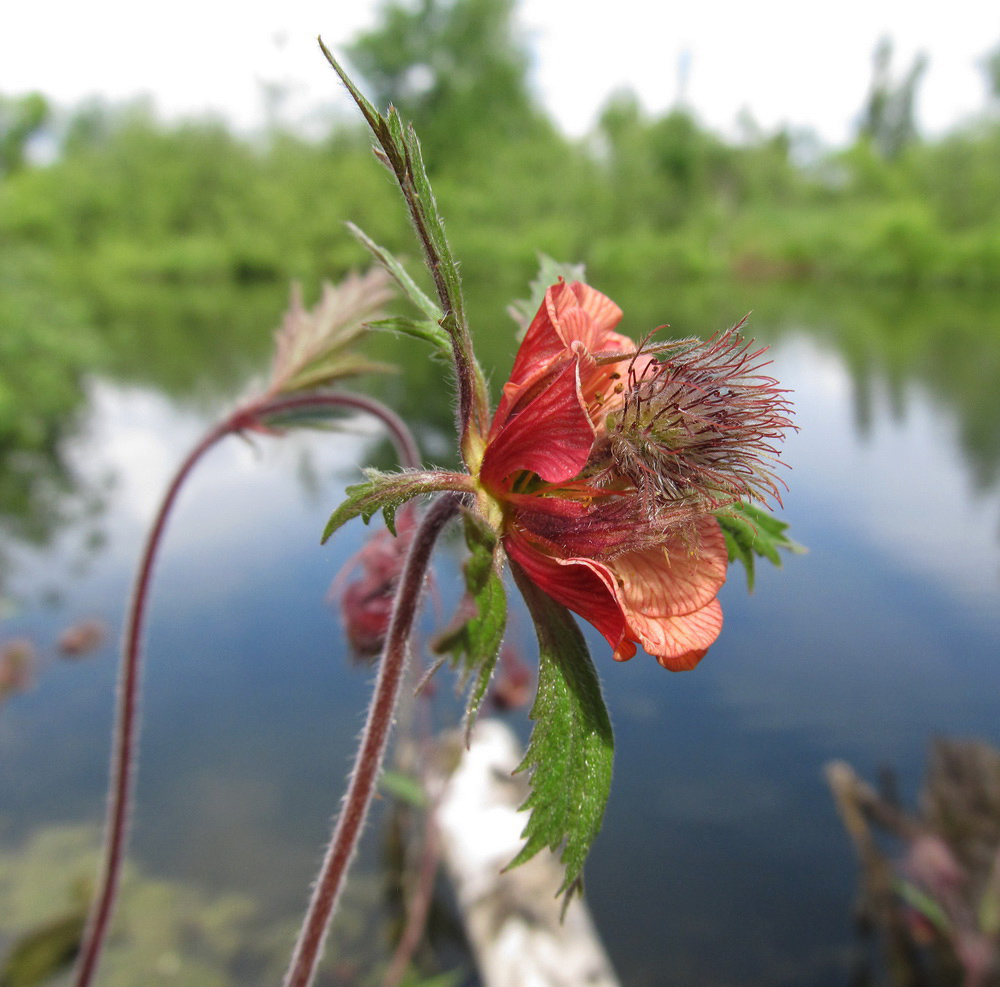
[858,37,927,159]
[984,39,1000,103]
[0,92,50,174]
[345,0,554,167]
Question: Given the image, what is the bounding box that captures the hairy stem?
[74,392,423,987]
[260,390,423,471]
[73,418,230,987]
[317,39,491,464]
[283,492,464,987]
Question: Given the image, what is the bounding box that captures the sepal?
[508,254,587,336]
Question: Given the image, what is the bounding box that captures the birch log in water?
[431,719,621,987]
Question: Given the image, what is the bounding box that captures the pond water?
[1,279,999,985]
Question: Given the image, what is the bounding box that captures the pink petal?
[504,526,633,658]
[491,281,638,436]
[506,516,727,671]
[480,359,595,487]
[628,598,723,671]
[494,282,585,425]
[612,518,728,618]
[568,281,624,337]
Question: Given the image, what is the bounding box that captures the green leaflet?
[379,769,428,809]
[399,112,468,335]
[892,877,952,936]
[716,501,806,592]
[321,469,470,541]
[319,41,490,451]
[365,316,452,354]
[0,907,86,986]
[346,223,448,335]
[319,43,467,347]
[507,564,614,898]
[433,510,507,739]
[979,876,1000,937]
[509,254,588,336]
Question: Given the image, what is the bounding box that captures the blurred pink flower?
[332,510,417,661]
[0,638,36,701]
[58,618,107,658]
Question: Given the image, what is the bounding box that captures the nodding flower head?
[604,326,794,520]
[331,509,417,661]
[475,281,794,671]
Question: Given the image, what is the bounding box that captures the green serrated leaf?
[319,42,490,447]
[507,564,614,897]
[401,123,467,330]
[387,104,407,148]
[346,222,444,326]
[322,469,471,542]
[318,40,385,142]
[433,510,507,736]
[716,502,805,592]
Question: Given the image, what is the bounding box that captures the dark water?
[1,281,999,985]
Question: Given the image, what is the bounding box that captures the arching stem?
[74,390,422,987]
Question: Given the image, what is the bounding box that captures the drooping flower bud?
[58,618,107,658]
[330,509,417,662]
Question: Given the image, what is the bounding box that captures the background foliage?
[2,0,999,544]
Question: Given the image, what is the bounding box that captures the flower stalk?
[317,39,491,466]
[282,492,464,987]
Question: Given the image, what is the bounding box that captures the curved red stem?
[74,391,422,987]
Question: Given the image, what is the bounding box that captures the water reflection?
[2,281,1000,985]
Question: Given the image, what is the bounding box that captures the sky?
[5,0,998,146]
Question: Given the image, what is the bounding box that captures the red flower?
[475,281,790,671]
[331,509,417,661]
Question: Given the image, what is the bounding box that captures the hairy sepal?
[716,501,805,591]
[322,469,469,542]
[433,509,507,740]
[507,563,614,899]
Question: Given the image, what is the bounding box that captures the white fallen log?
[430,718,621,987]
